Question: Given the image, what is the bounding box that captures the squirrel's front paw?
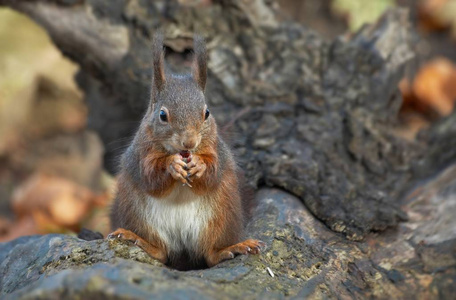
[187,155,207,179]
[168,154,188,184]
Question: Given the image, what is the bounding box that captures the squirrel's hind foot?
[107,228,167,264]
[206,239,265,267]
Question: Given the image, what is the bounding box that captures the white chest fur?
[142,185,213,254]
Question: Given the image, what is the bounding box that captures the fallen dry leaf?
[0,217,39,243]
[418,0,451,33]
[11,173,96,230]
[400,57,456,117]
[418,0,456,38]
[0,217,11,236]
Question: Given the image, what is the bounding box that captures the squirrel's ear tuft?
[152,32,166,95]
[192,35,207,91]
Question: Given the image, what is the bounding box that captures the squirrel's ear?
[152,32,166,95]
[192,35,207,91]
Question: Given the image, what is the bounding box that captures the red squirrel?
[108,34,264,270]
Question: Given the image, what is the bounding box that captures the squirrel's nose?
[182,139,196,150]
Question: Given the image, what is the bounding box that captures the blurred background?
[0,0,455,242]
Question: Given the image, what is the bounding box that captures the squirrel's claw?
[182,180,192,188]
[187,155,207,179]
[106,232,124,240]
[188,165,206,179]
[186,174,193,183]
[182,174,193,187]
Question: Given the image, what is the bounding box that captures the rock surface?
[2,165,456,298]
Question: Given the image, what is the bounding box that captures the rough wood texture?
[1,0,456,297]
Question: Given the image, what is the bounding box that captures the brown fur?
[152,33,166,93]
[141,148,177,198]
[109,34,263,270]
[192,35,207,91]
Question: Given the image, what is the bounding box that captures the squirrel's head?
[145,33,215,155]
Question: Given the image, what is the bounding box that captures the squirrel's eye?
[159,110,168,122]
[204,108,210,120]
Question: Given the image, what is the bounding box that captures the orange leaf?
[400,57,456,117]
[413,58,456,116]
[12,173,95,229]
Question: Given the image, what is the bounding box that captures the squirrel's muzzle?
[179,129,200,151]
[182,139,197,150]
